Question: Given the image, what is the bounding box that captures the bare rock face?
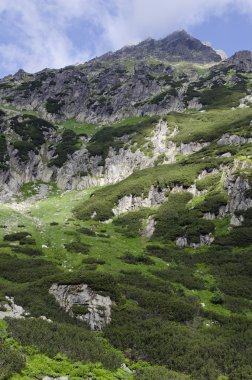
[176,237,188,248]
[0,296,28,319]
[142,216,156,238]
[179,141,209,155]
[217,134,252,146]
[225,174,252,214]
[112,186,167,216]
[223,50,252,72]
[176,234,214,248]
[49,284,113,330]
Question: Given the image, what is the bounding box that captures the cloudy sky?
[0,0,252,77]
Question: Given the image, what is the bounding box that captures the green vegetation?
[49,129,79,167]
[149,88,178,104]
[0,134,9,169]
[7,318,122,370]
[10,115,55,162]
[167,107,252,144]
[45,97,65,114]
[59,119,98,137]
[75,162,208,221]
[87,116,159,162]
[0,58,252,380]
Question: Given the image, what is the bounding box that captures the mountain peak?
[222,50,252,71]
[96,30,222,64]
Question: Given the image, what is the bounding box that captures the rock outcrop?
[0,296,28,319]
[223,50,252,72]
[49,284,113,330]
[112,186,167,216]
[217,134,252,146]
[176,234,214,248]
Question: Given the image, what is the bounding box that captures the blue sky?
[0,0,252,78]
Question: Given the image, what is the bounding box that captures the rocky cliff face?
[0,113,211,201]
[0,31,225,124]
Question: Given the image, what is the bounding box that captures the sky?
[0,0,252,78]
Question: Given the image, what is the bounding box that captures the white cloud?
[102,0,237,49]
[0,0,107,75]
[0,0,251,76]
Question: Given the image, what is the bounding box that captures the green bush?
[216,227,252,247]
[78,227,96,236]
[0,342,25,380]
[114,209,151,237]
[82,257,106,265]
[196,173,221,191]
[64,241,90,254]
[7,318,122,370]
[153,267,205,290]
[210,289,225,305]
[87,116,158,160]
[49,129,79,167]
[196,192,227,214]
[71,304,89,315]
[137,365,188,380]
[154,192,213,243]
[12,246,43,256]
[3,231,31,241]
[120,253,154,265]
[45,97,64,114]
[0,134,9,169]
[10,115,55,161]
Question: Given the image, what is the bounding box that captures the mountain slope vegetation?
[0,32,251,380]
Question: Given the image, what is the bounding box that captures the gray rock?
[176,237,188,248]
[217,134,250,146]
[0,296,28,319]
[112,186,167,216]
[49,284,113,330]
[142,216,156,238]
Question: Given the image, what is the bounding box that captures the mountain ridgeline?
[0,31,252,380]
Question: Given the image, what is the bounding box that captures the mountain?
[0,31,229,126]
[0,32,252,380]
[95,30,223,63]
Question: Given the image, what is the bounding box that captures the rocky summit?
[0,31,252,380]
[95,30,223,63]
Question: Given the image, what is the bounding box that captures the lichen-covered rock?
[49,284,113,330]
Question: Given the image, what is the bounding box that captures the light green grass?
[58,119,98,136]
[0,187,167,274]
[168,107,252,144]
[10,354,133,380]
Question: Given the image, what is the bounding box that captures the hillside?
[0,31,251,380]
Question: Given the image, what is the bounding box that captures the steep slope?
[0,31,222,124]
[0,33,252,380]
[95,30,222,63]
